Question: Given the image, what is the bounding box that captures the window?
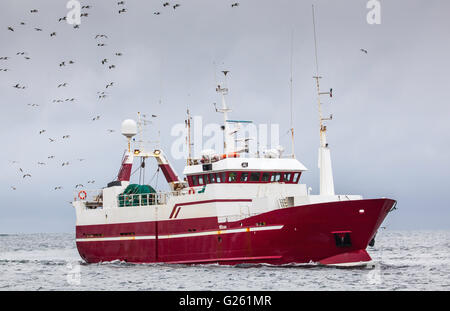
[192,175,199,186]
[204,174,210,184]
[240,172,249,182]
[198,175,204,185]
[261,172,270,182]
[293,172,300,183]
[272,173,281,182]
[228,172,237,182]
[283,173,292,183]
[250,172,261,182]
[216,173,222,183]
[220,172,226,183]
[209,173,216,183]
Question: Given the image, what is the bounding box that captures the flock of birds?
[3,1,243,196]
[4,1,366,196]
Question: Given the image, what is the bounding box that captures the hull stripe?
[76,225,284,242]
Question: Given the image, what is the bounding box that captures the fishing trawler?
[71,71,396,266]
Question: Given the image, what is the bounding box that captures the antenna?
[289,29,295,159]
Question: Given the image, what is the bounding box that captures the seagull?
[58,17,67,22]
[154,12,161,15]
[39,129,46,134]
[97,43,106,47]
[23,174,31,178]
[62,162,70,166]
[49,138,56,142]
[360,48,368,54]
[16,52,26,55]
[7,26,14,32]
[87,180,95,184]
[73,25,80,29]
[62,135,70,139]
[54,186,62,190]
[163,2,170,7]
[118,8,127,14]
[37,162,46,165]
[231,3,239,7]
[1,69,9,72]
[82,5,92,9]
[0,57,9,60]
[19,168,23,172]
[50,32,56,37]
[95,34,108,39]
[92,116,100,121]
[24,56,31,60]
[101,58,108,65]
[118,1,125,5]
[107,129,115,133]
[108,65,115,69]
[27,104,39,107]
[30,9,38,13]
[20,22,26,25]
[48,156,55,159]
[59,61,65,67]
[173,4,180,9]
[34,28,43,31]
[106,82,114,88]
[11,186,17,190]
[57,83,68,88]
[77,158,85,162]
[75,184,84,188]
[81,13,88,17]
[115,52,122,56]
[68,60,74,64]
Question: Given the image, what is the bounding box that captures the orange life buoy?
[78,190,87,200]
[188,188,195,194]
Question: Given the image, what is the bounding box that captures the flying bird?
[62,135,70,139]
[115,52,123,56]
[231,3,239,7]
[23,174,31,178]
[39,129,46,134]
[118,8,127,14]
[57,83,68,88]
[107,129,115,133]
[7,26,14,31]
[58,17,67,22]
[48,156,55,159]
[30,9,38,13]
[37,162,46,165]
[75,184,84,188]
[95,34,108,39]
[106,82,114,88]
[101,58,108,64]
[87,180,95,184]
[50,32,56,37]
[173,4,180,9]
[118,1,125,5]
[34,28,43,31]
[82,5,92,9]
[154,12,161,15]
[54,186,63,190]
[11,186,17,190]
[108,65,115,69]
[163,2,170,7]
[49,138,56,142]
[92,116,100,121]
[360,49,368,54]
[62,162,70,166]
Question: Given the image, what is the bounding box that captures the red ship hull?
[75,198,395,266]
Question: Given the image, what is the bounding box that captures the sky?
[0,0,449,233]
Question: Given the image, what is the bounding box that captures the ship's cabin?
[183,156,308,188]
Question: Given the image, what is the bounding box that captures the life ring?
[188,188,195,194]
[78,190,87,200]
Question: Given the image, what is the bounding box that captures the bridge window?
[192,175,199,186]
[271,172,282,182]
[209,173,216,183]
[261,172,271,182]
[283,173,292,183]
[240,172,249,182]
[228,172,238,182]
[198,175,204,185]
[250,172,261,182]
[293,172,301,183]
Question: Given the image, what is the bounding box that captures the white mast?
[312,5,335,196]
[215,71,233,155]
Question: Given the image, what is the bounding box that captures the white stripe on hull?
[76,225,284,242]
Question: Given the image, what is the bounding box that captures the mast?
[215,71,233,155]
[312,5,335,196]
[185,107,192,165]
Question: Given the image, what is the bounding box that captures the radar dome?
[121,119,137,139]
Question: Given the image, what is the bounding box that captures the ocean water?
[0,230,449,291]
